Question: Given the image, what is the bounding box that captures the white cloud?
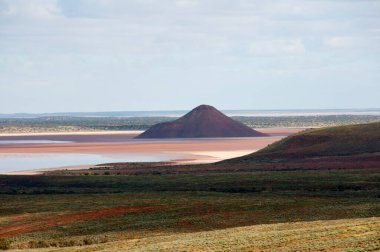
[324,36,380,50]
[0,0,379,112]
[0,0,60,19]
[325,36,355,48]
[176,0,197,8]
[248,39,305,56]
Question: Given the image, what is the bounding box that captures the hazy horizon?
[1,0,379,113]
[1,107,380,118]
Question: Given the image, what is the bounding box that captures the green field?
[0,168,379,250]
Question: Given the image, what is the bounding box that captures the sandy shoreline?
[0,151,243,175]
[0,128,304,175]
[1,165,93,175]
[0,130,144,137]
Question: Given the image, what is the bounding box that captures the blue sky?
[0,0,379,113]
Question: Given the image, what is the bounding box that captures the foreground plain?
[0,168,379,250]
[16,217,379,252]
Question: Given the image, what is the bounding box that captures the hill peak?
[192,104,216,110]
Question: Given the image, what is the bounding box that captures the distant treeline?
[0,115,379,133]
[235,115,380,128]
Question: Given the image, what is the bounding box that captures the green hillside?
[225,122,380,162]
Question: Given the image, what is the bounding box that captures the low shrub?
[0,239,11,250]
[29,240,49,248]
[83,238,94,245]
[58,240,75,247]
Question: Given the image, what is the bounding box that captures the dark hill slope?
[136,105,266,138]
[223,122,380,163]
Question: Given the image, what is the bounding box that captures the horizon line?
[1,107,380,117]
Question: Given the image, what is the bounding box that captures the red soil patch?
[10,214,31,223]
[0,205,165,238]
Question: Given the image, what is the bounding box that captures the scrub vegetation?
[0,167,379,250]
[0,123,379,251]
[1,115,379,133]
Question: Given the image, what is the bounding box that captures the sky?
[0,0,379,113]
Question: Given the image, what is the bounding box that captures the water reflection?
[0,140,72,144]
[0,152,181,172]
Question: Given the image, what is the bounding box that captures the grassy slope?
[1,169,380,194]
[0,169,379,250]
[13,217,380,252]
[225,122,380,162]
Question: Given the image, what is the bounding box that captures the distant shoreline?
[0,130,144,137]
[0,164,92,175]
[0,127,309,137]
[1,108,380,118]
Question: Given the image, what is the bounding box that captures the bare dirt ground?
[0,205,165,238]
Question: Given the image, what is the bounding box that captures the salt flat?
[0,128,303,174]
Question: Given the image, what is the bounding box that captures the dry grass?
[14,217,379,252]
[0,206,165,239]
